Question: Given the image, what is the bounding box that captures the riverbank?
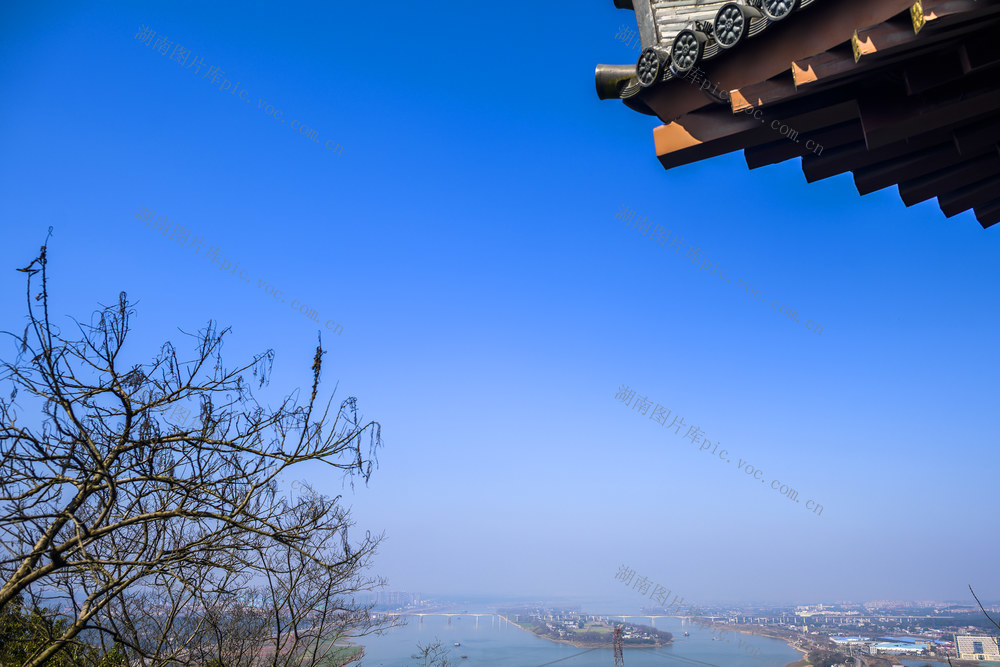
[694,622,954,667]
[500,614,670,650]
[356,613,804,664]
[500,615,604,649]
[691,620,810,667]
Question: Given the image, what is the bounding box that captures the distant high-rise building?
[374,591,419,607]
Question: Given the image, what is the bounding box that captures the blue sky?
[1,0,998,608]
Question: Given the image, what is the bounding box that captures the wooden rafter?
[897,150,1000,205]
[623,0,1000,228]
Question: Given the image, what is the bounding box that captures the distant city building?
[864,601,908,609]
[870,641,925,655]
[956,634,1000,661]
[831,636,868,646]
[360,590,421,608]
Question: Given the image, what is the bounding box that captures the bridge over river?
[374,612,514,628]
[374,611,720,629]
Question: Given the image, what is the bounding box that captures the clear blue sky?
[2,0,998,608]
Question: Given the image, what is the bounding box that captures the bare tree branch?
[969,585,1000,633]
[0,239,398,666]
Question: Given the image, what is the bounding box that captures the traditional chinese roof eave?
[595,0,1000,228]
[642,0,918,121]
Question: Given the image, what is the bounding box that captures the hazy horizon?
[2,0,998,612]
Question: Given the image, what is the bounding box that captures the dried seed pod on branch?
[0,238,396,666]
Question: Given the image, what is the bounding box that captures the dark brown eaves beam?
[855,126,1000,195]
[961,31,1000,74]
[791,1,1000,97]
[858,79,1000,149]
[853,5,1000,74]
[654,110,773,169]
[937,171,1000,216]
[853,142,973,194]
[852,16,921,62]
[744,120,865,168]
[912,0,986,33]
[973,197,1000,227]
[639,0,915,122]
[730,74,800,113]
[792,45,864,89]
[655,101,859,168]
[897,149,1000,204]
[801,126,953,182]
[954,115,1000,155]
[902,50,967,95]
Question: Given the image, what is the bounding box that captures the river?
[355,613,803,666]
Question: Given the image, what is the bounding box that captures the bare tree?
[970,585,1000,633]
[411,638,454,667]
[0,236,396,665]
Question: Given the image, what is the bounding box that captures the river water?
[355,614,802,666]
